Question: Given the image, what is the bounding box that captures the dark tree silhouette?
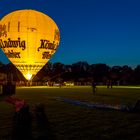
[90,63,110,83]
[134,65,140,84]
[1,61,140,85]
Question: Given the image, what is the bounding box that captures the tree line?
[0,61,140,85]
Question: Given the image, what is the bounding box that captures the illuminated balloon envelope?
[0,9,60,80]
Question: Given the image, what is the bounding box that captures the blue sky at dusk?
[0,0,140,67]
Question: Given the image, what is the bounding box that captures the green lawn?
[0,86,140,140]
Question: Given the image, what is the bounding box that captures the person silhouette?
[34,103,56,140]
[92,81,96,94]
[12,105,32,140]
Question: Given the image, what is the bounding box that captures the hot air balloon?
[0,9,60,80]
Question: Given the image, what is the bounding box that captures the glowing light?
[25,72,32,80]
[0,9,60,80]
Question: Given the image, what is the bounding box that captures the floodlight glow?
[25,72,32,80]
[0,9,60,80]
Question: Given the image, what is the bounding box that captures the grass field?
[0,86,140,140]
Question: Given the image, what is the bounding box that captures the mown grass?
[0,86,140,140]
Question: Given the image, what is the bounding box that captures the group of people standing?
[5,96,55,140]
[91,80,113,94]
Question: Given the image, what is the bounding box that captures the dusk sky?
[0,0,140,67]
